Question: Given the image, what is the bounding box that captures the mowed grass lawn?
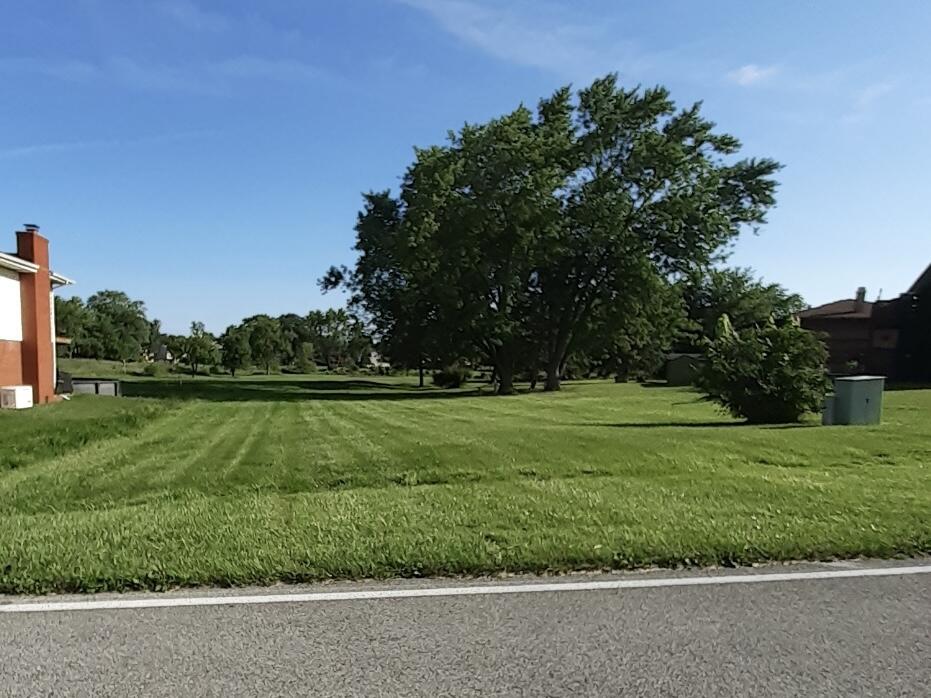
[1,373,929,593]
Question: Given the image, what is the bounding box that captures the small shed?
[665,353,705,386]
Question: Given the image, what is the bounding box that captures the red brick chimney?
[16,224,56,404]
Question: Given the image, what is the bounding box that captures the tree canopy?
[55,291,151,366]
[325,74,780,393]
[677,267,806,352]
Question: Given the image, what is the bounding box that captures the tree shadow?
[121,378,491,402]
[578,421,814,430]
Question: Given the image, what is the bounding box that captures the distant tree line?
[323,73,799,394]
[55,293,374,376]
[55,265,803,383]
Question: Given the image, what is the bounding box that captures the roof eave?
[50,271,75,288]
[0,251,39,274]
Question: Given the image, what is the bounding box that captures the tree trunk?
[191,363,197,377]
[418,360,424,388]
[544,357,561,391]
[544,330,574,392]
[496,365,515,395]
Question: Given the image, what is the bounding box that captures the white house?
[0,225,73,405]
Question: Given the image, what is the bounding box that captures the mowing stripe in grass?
[3,564,930,614]
[2,379,929,593]
[221,402,277,481]
[0,402,196,514]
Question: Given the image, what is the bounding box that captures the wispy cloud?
[853,81,895,109]
[0,57,99,82]
[842,81,896,124]
[155,0,229,32]
[0,130,217,160]
[208,56,327,83]
[727,63,778,86]
[0,54,330,95]
[107,57,213,94]
[397,0,652,82]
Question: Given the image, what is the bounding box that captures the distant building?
[369,351,390,369]
[799,263,930,382]
[0,225,74,404]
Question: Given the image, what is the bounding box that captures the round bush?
[697,315,830,424]
[432,365,471,388]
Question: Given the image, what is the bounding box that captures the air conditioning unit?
[1,385,33,409]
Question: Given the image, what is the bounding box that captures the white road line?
[1,564,929,614]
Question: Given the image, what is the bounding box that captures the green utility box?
[829,376,885,425]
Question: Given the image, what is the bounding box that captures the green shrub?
[697,315,830,424]
[142,363,167,377]
[433,365,471,388]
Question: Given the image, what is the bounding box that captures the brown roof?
[908,262,931,294]
[798,299,873,320]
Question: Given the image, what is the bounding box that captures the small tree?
[220,327,251,377]
[54,296,88,358]
[697,315,830,424]
[245,315,285,375]
[183,322,219,377]
[293,341,314,373]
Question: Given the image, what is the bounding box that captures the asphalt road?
[2,561,929,697]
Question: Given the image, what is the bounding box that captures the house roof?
[0,251,39,274]
[907,262,931,295]
[0,251,73,287]
[798,299,873,320]
[50,271,75,288]
[799,260,928,321]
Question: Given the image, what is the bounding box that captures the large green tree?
[321,192,450,386]
[305,309,372,370]
[326,74,780,394]
[219,326,252,377]
[534,79,779,390]
[243,315,285,375]
[81,290,150,367]
[575,270,688,382]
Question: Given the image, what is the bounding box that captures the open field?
[1,373,929,593]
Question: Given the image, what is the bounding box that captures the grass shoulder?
[0,375,928,593]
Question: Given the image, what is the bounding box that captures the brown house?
[799,263,931,382]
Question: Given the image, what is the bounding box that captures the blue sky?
[2,0,929,333]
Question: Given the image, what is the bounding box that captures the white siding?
[50,289,57,384]
[0,268,23,342]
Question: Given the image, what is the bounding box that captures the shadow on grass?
[579,421,814,430]
[121,378,492,402]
